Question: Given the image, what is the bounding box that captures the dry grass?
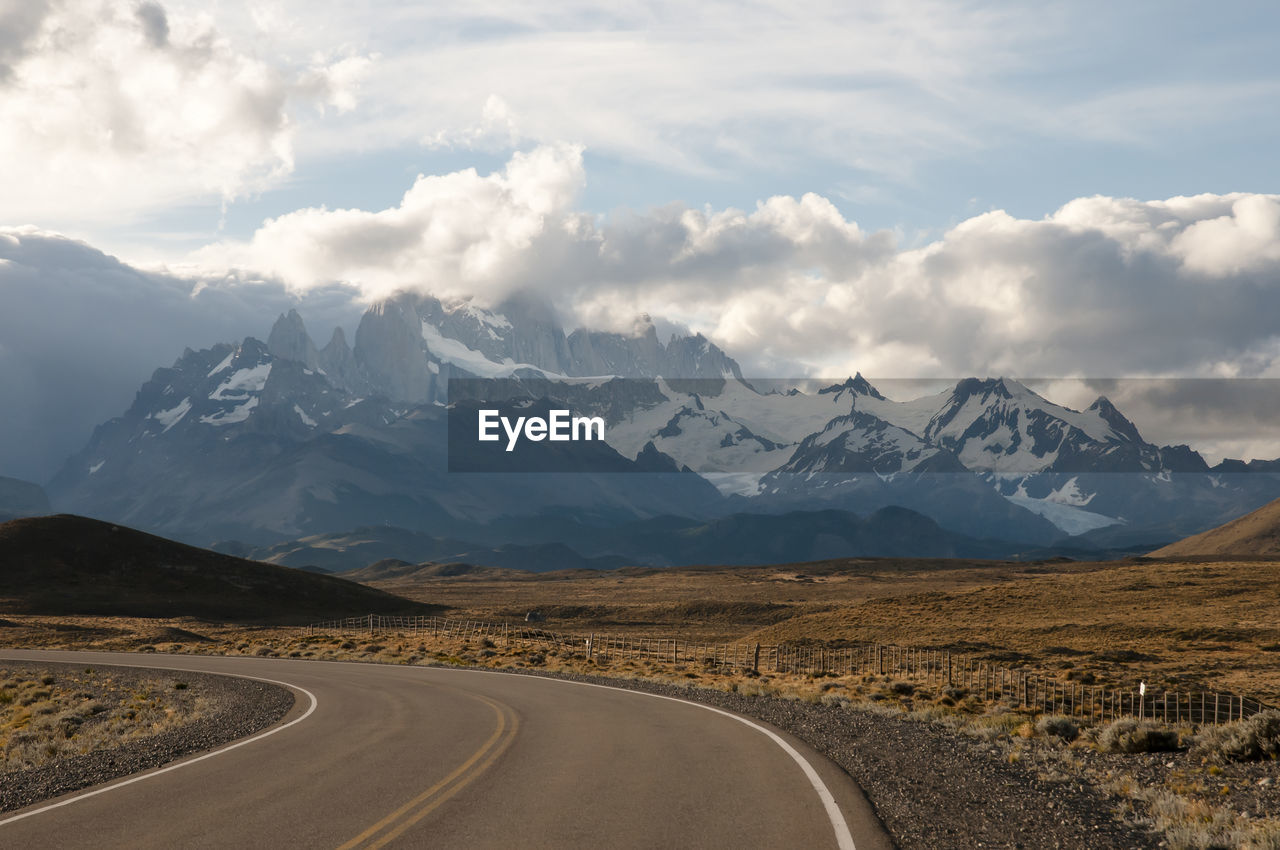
[0,666,206,772]
[2,553,1278,845]
[347,556,1280,702]
[743,559,1280,702]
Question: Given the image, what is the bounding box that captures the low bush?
[1035,714,1079,742]
[1191,710,1280,763]
[1096,718,1180,753]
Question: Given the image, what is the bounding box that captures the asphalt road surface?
[0,650,893,849]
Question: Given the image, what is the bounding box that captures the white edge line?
[0,656,853,848]
[441,668,857,850]
[0,666,318,828]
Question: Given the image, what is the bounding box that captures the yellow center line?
[367,705,519,849]
[336,690,519,850]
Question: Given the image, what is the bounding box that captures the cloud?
[9,147,1280,480]
[0,1,51,81]
[194,143,589,302]
[317,0,1032,177]
[424,94,522,151]
[193,148,1280,390]
[237,0,1280,199]
[0,0,370,226]
[0,227,365,482]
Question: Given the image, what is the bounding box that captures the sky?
[3,0,1280,480]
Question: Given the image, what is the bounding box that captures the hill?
[1149,496,1280,557]
[242,527,632,573]
[0,515,432,623]
[0,476,50,522]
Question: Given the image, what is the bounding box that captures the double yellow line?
[337,692,519,849]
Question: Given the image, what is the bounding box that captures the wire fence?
[306,614,1272,726]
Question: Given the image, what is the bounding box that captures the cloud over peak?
[188,147,1280,383]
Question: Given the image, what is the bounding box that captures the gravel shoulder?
[0,661,293,813]
[509,668,1160,850]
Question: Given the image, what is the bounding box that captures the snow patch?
[199,397,259,426]
[421,321,561,379]
[1004,493,1120,536]
[210,364,272,400]
[154,397,192,433]
[294,404,317,427]
[207,351,235,377]
[88,461,104,475]
[702,472,767,496]
[1044,476,1095,507]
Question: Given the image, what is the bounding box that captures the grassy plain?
[353,556,1280,703]
[3,552,1279,849]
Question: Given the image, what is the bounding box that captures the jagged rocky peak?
[348,288,747,395]
[567,314,665,377]
[819,373,885,399]
[316,326,366,394]
[661,333,744,380]
[267,309,319,369]
[354,293,439,403]
[323,326,349,355]
[1086,395,1143,444]
[950,376,1025,402]
[491,290,572,371]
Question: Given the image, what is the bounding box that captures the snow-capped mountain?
[47,307,727,545]
[348,291,745,404]
[45,292,1280,560]
[778,411,966,475]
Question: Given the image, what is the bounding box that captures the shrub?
[1192,710,1280,763]
[891,681,915,696]
[173,682,188,690]
[1096,718,1180,753]
[1035,714,1079,742]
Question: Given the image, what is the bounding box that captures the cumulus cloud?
[0,227,365,482]
[9,145,1280,479]
[194,143,590,302]
[193,148,1280,386]
[0,0,370,226]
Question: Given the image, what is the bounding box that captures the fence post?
[753,643,761,674]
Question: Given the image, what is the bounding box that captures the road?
[0,650,893,849]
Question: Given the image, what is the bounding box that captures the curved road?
[0,650,892,849]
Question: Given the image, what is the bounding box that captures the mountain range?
[33,289,1280,570]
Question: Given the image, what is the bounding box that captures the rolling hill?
[1150,497,1280,557]
[0,515,432,622]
